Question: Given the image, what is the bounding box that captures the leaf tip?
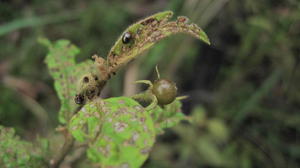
[199,30,211,45]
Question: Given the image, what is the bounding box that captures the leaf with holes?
[107,11,210,74]
[40,38,94,123]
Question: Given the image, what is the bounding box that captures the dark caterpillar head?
[74,94,85,105]
[75,73,104,105]
[152,79,177,105]
[122,32,132,44]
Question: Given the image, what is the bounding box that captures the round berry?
[152,79,177,105]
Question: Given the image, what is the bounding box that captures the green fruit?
[152,79,177,105]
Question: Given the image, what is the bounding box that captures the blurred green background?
[0,0,299,167]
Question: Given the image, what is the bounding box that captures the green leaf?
[69,97,155,168]
[107,11,210,73]
[39,38,94,123]
[0,126,45,168]
[151,100,187,134]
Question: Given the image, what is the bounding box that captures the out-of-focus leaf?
[248,16,272,31]
[233,69,281,127]
[197,136,223,166]
[39,38,94,123]
[207,118,229,142]
[0,12,79,36]
[0,126,45,168]
[69,97,156,168]
[190,106,207,126]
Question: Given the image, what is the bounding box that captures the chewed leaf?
[107,11,210,74]
[109,11,173,57]
[0,126,44,167]
[69,97,155,168]
[39,38,94,123]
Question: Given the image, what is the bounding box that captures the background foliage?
[0,0,299,167]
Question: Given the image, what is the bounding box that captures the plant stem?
[49,106,83,168]
[49,132,74,168]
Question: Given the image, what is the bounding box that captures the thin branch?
[49,133,74,168]
[49,132,74,168]
[49,106,83,168]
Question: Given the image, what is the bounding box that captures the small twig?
[123,61,140,96]
[63,147,87,168]
[49,106,82,168]
[155,65,161,79]
[49,132,74,168]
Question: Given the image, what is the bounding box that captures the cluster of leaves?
[0,126,46,167]
[41,37,189,167]
[42,11,208,167]
[0,10,209,167]
[1,0,299,167]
